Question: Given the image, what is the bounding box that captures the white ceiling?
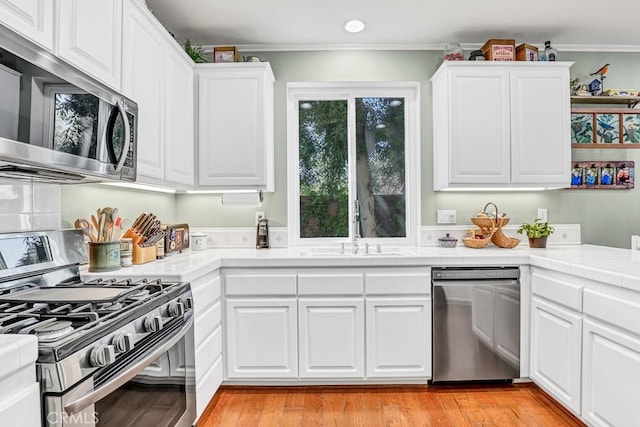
[144,0,640,52]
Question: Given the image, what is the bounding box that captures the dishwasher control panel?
[431,267,520,281]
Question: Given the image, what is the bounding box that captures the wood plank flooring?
[197,384,586,427]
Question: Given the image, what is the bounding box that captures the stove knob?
[144,315,163,332]
[167,301,185,317]
[112,333,134,353]
[89,344,116,367]
[183,297,194,309]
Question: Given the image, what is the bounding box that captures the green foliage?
[183,39,206,63]
[297,97,407,239]
[300,191,348,238]
[517,219,555,238]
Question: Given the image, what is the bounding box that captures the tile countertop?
[81,244,640,293]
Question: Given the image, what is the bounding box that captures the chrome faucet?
[352,200,361,254]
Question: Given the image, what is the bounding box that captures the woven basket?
[491,228,521,249]
[471,216,510,228]
[462,236,493,249]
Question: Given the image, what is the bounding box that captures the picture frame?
[571,113,594,144]
[623,113,640,144]
[596,112,620,143]
[213,46,239,63]
[571,108,640,148]
[569,161,634,189]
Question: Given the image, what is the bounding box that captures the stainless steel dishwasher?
[431,267,520,383]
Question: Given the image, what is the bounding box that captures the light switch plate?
[537,208,548,222]
[437,209,456,224]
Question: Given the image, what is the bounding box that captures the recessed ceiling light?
[344,19,365,33]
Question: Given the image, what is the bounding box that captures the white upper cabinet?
[0,0,53,50]
[431,62,572,190]
[57,0,123,90]
[121,0,194,188]
[196,63,275,191]
[122,0,164,181]
[163,45,194,186]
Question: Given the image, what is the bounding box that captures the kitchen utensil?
[74,218,95,242]
[98,213,106,243]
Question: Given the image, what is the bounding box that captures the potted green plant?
[183,39,206,63]
[517,219,555,248]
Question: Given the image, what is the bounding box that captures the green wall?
[61,50,640,248]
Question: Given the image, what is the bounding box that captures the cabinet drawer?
[584,288,640,336]
[365,269,430,295]
[226,272,296,295]
[196,325,222,381]
[194,300,221,349]
[191,273,221,315]
[531,270,582,312]
[196,354,222,419]
[298,272,363,295]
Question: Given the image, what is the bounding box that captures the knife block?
[123,229,157,265]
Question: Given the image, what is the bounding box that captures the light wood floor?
[197,384,585,426]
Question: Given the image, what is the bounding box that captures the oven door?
[44,315,195,427]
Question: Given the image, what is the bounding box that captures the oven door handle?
[63,316,193,416]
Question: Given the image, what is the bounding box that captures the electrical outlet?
[437,209,457,224]
[255,211,265,225]
[537,208,548,222]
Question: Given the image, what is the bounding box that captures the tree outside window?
[290,83,418,244]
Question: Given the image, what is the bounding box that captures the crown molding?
[202,43,640,53]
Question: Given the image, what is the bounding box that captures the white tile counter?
[82,244,639,293]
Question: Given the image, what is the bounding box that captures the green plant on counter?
[183,38,206,63]
[517,218,555,238]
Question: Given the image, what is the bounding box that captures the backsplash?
[0,181,61,232]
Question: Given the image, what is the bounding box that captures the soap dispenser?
[256,218,270,249]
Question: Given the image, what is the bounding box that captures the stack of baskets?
[463,202,520,249]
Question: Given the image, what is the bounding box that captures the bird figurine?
[590,63,610,76]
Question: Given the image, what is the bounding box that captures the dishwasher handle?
[432,279,519,287]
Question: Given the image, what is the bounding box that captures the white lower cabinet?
[226,298,298,378]
[581,286,640,427]
[299,298,365,378]
[191,271,222,420]
[530,297,582,414]
[365,297,430,378]
[582,319,640,427]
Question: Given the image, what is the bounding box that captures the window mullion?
[347,94,358,242]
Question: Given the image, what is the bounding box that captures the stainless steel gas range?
[0,230,195,427]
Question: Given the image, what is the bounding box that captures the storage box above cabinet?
[196,62,275,191]
[431,62,573,191]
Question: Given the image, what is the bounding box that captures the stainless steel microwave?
[0,30,136,183]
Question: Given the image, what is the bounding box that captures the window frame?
[286,82,421,247]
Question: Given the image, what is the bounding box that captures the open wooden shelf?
[571,95,640,108]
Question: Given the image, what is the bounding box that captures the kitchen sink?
[301,246,413,257]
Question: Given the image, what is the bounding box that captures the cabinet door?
[298,298,364,378]
[0,0,53,50]
[164,47,194,186]
[57,0,122,90]
[530,297,581,415]
[448,67,511,184]
[582,319,640,427]
[510,68,570,185]
[122,1,164,181]
[226,298,297,379]
[197,63,274,190]
[366,297,431,378]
